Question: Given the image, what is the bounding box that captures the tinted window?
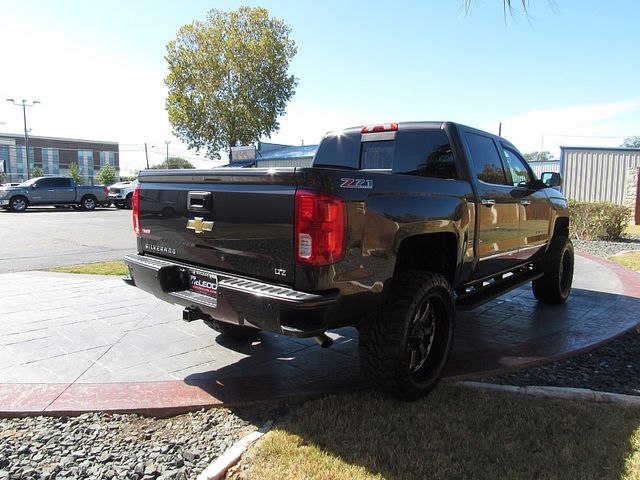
[361,140,393,169]
[502,148,532,186]
[393,130,457,179]
[313,132,361,169]
[466,133,508,185]
[37,178,55,188]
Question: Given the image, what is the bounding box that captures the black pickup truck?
[124,121,573,399]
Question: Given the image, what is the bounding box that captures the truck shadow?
[183,287,640,403]
[182,286,640,479]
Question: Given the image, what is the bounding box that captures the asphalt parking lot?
[0,207,135,273]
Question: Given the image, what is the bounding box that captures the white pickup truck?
[107,180,138,209]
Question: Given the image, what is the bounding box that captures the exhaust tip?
[314,333,333,348]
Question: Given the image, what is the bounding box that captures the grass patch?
[241,385,640,480]
[609,252,640,272]
[49,260,128,276]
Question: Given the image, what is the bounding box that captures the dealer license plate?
[189,269,219,304]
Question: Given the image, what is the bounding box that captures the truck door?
[499,145,551,261]
[30,178,58,205]
[464,131,521,279]
[55,177,76,203]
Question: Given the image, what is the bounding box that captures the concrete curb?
[460,381,640,407]
[197,421,273,480]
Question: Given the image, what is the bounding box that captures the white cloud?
[487,99,640,157]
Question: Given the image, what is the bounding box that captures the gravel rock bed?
[572,234,640,257]
[0,404,290,480]
[482,235,640,396]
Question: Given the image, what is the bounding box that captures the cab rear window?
[314,128,457,179]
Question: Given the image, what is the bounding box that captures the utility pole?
[165,140,171,168]
[6,99,40,179]
[144,143,150,169]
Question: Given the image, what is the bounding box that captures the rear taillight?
[103,187,109,196]
[295,190,346,266]
[132,185,141,236]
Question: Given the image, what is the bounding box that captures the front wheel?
[358,270,455,400]
[532,236,574,304]
[9,196,28,212]
[80,195,97,210]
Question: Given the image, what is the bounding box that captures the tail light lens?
[295,190,346,266]
[132,185,141,236]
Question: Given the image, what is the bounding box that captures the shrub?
[569,200,630,241]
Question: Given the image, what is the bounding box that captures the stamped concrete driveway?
[0,207,135,272]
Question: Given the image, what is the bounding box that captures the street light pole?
[165,140,170,168]
[6,99,40,179]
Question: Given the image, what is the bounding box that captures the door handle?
[481,198,495,206]
[187,191,212,213]
[520,200,531,206]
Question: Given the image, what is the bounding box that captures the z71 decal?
[340,178,373,189]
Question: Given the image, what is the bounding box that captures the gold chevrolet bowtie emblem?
[187,217,214,234]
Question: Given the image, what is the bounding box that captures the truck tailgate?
[137,169,297,285]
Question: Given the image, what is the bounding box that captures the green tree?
[30,166,44,178]
[165,6,298,159]
[523,151,552,162]
[150,156,195,169]
[68,162,84,185]
[621,136,640,148]
[96,164,118,186]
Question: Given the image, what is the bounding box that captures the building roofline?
[560,145,640,153]
[0,132,119,145]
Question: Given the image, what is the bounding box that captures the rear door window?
[51,178,71,188]
[465,133,508,185]
[392,130,457,179]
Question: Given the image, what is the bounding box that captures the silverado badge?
[187,217,214,234]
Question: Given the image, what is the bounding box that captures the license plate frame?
[189,269,219,302]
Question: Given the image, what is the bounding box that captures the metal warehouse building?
[561,146,640,224]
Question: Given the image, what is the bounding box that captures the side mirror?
[541,172,562,188]
[31,183,38,189]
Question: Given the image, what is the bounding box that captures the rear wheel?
[358,270,455,400]
[9,196,28,212]
[204,319,261,339]
[80,195,97,210]
[532,236,574,304]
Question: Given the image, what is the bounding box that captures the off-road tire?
[80,195,97,211]
[9,196,28,212]
[532,236,574,304]
[204,319,261,339]
[358,270,455,400]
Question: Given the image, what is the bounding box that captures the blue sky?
[1,0,639,172]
